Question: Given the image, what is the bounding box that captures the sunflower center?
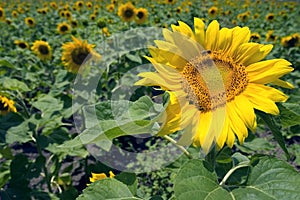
[60,25,68,32]
[0,10,3,17]
[38,45,49,55]
[28,19,34,24]
[71,48,90,65]
[181,50,248,112]
[137,11,144,19]
[124,9,134,18]
[18,42,27,49]
[0,101,8,111]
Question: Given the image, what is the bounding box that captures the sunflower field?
[1,0,300,199]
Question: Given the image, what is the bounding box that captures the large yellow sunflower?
[61,36,101,73]
[31,40,52,61]
[117,2,136,22]
[135,18,293,153]
[0,95,17,115]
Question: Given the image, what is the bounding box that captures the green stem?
[163,135,193,159]
[219,163,249,186]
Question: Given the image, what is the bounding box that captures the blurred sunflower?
[25,17,35,27]
[75,1,84,9]
[0,7,5,20]
[117,2,136,22]
[11,10,18,18]
[86,2,92,9]
[135,18,293,153]
[176,6,182,14]
[0,95,17,115]
[5,19,11,25]
[31,40,52,61]
[135,8,148,25]
[61,36,101,73]
[14,40,29,49]
[50,2,58,9]
[165,0,176,4]
[208,6,218,17]
[250,33,261,42]
[89,13,96,21]
[237,12,249,21]
[281,33,300,48]
[64,10,72,20]
[266,13,275,21]
[57,22,71,34]
[87,171,115,186]
[252,13,259,19]
[70,19,78,28]
[266,30,277,42]
[106,4,115,12]
[102,27,110,37]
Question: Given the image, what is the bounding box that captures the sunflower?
[266,13,275,21]
[31,40,52,60]
[237,12,249,21]
[135,18,293,153]
[281,33,300,48]
[5,19,11,25]
[86,2,92,9]
[57,22,71,34]
[50,2,58,9]
[176,6,182,14]
[11,10,18,18]
[70,19,78,28]
[0,95,17,115]
[102,27,110,37]
[117,2,136,22]
[165,0,176,4]
[208,6,218,17]
[64,10,72,20]
[0,7,5,20]
[61,36,101,73]
[135,8,148,25]
[266,30,277,42]
[88,171,115,186]
[89,13,96,21]
[250,33,261,41]
[106,4,115,12]
[14,40,29,49]
[25,17,35,27]
[75,1,84,8]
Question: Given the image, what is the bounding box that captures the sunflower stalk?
[163,135,192,159]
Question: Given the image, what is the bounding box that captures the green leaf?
[0,160,11,188]
[0,60,16,69]
[231,156,300,200]
[6,120,32,144]
[77,178,142,200]
[256,111,290,160]
[126,54,142,64]
[1,77,30,92]
[32,94,64,116]
[174,159,232,200]
[278,103,300,127]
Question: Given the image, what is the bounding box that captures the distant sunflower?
[250,33,261,41]
[237,12,249,21]
[0,7,5,20]
[50,2,58,9]
[136,18,293,153]
[86,2,93,9]
[5,19,11,25]
[266,13,275,21]
[90,13,96,21]
[75,1,84,8]
[165,0,176,4]
[57,22,71,34]
[14,40,29,49]
[266,30,277,42]
[31,40,52,60]
[106,4,115,12]
[118,2,136,22]
[25,17,35,27]
[102,27,110,37]
[176,6,182,14]
[281,33,300,48]
[70,20,78,28]
[208,6,218,17]
[252,13,259,19]
[0,95,17,115]
[11,10,18,18]
[61,36,101,73]
[64,10,72,20]
[135,8,148,24]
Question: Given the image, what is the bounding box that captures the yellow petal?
[247,59,293,84]
[205,20,220,51]
[234,95,256,132]
[271,79,294,89]
[194,17,205,47]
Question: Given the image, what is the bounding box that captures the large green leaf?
[32,94,64,116]
[231,156,300,200]
[1,77,30,92]
[77,178,142,200]
[174,159,232,200]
